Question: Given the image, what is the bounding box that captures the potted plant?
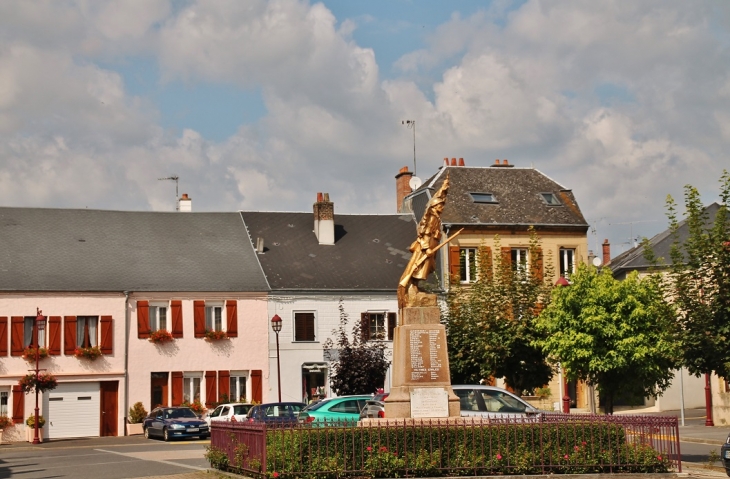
[21,346,49,362]
[18,372,58,394]
[204,330,228,341]
[0,415,13,444]
[181,399,205,416]
[127,402,147,435]
[74,346,102,360]
[25,414,45,443]
[148,330,174,344]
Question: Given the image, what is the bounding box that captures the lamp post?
[555,277,571,413]
[271,315,282,402]
[33,308,47,445]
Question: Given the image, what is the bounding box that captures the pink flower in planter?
[366,446,372,452]
[380,446,388,452]
[564,454,569,460]
[496,453,502,460]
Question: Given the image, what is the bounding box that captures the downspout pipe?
[123,291,130,435]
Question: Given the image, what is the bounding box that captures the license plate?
[187,427,199,432]
[725,450,730,459]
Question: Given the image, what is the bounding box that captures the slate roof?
[609,203,722,279]
[407,166,589,230]
[240,212,416,291]
[0,207,269,292]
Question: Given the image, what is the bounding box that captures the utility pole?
[158,176,179,211]
[402,120,416,176]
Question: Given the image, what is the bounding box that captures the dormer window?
[469,192,497,204]
[540,193,561,206]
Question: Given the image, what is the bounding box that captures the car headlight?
[200,425,209,429]
[169,424,185,430]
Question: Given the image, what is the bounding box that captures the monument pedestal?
[385,305,460,418]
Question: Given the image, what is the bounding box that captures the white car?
[452,385,541,418]
[204,403,252,426]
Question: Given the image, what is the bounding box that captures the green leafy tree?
[535,264,680,414]
[324,301,390,395]
[444,229,554,394]
[660,171,730,380]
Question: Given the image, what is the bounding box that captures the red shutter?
[532,247,544,282]
[63,316,77,355]
[170,301,183,338]
[48,316,61,355]
[10,316,23,356]
[0,317,7,356]
[218,371,230,402]
[251,370,262,403]
[205,371,217,407]
[137,301,150,339]
[360,313,370,342]
[449,246,461,282]
[226,300,238,338]
[12,385,24,423]
[387,313,397,341]
[194,301,206,338]
[100,316,113,354]
[171,371,183,406]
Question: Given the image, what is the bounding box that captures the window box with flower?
[204,329,228,341]
[74,346,102,360]
[22,347,48,362]
[148,329,174,344]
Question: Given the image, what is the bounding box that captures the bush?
[26,414,45,428]
[205,445,229,470]
[128,402,148,424]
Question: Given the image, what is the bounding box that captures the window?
[469,192,497,203]
[511,248,528,273]
[0,389,8,416]
[460,248,478,283]
[205,303,224,332]
[559,248,576,278]
[183,374,201,404]
[361,313,396,341]
[149,302,168,332]
[23,317,46,348]
[294,312,316,342]
[230,374,247,402]
[76,316,98,348]
[540,193,561,205]
[368,313,386,340]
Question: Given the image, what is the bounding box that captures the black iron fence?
[209,414,680,478]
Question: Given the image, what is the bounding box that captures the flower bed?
[22,347,48,362]
[74,346,102,360]
[149,330,174,343]
[205,330,228,341]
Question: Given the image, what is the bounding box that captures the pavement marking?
[95,448,208,471]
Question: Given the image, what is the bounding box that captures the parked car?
[452,385,541,418]
[204,403,252,426]
[246,402,306,425]
[298,395,371,424]
[143,406,210,441]
[359,392,390,420]
[721,433,730,476]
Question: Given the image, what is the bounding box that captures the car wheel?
[143,427,150,439]
[163,428,170,442]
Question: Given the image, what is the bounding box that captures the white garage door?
[44,382,100,439]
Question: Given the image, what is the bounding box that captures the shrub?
[26,414,45,428]
[205,445,229,470]
[128,402,148,424]
[0,415,14,429]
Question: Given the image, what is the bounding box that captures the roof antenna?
[158,175,179,211]
[401,120,416,176]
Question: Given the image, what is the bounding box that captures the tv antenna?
[402,120,416,176]
[609,219,659,248]
[158,175,179,211]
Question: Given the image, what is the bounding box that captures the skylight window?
[541,193,561,206]
[469,192,497,204]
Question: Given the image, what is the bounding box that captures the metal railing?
[211,414,680,478]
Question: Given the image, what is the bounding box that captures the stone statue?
[398,175,462,308]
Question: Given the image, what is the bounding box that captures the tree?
[660,170,730,380]
[534,264,680,414]
[444,229,554,394]
[323,301,390,396]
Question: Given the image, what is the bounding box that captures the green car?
[298,395,372,425]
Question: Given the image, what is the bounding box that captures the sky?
[1,0,729,259]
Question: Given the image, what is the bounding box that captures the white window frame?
[149,302,169,332]
[540,193,561,206]
[0,388,9,416]
[76,316,98,348]
[24,317,46,348]
[511,248,529,274]
[205,302,225,333]
[560,248,576,278]
[460,247,478,283]
[230,370,249,403]
[366,311,387,341]
[183,372,202,404]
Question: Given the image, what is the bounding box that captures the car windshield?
[479,391,528,413]
[233,405,251,415]
[164,408,198,419]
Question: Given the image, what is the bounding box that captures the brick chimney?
[395,166,413,212]
[314,192,335,245]
[490,159,514,168]
[602,239,611,265]
[178,193,192,212]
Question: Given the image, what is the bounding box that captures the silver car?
[452,385,541,418]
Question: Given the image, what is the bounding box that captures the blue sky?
[1,0,729,256]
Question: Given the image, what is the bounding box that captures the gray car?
[452,385,541,418]
[359,392,389,419]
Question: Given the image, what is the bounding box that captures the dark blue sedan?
[143,406,209,441]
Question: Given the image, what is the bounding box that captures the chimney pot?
[450,158,456,166]
[495,159,500,165]
[458,158,465,166]
[502,159,508,165]
[443,157,449,167]
[317,192,323,202]
[178,193,192,212]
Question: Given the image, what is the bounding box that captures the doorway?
[301,363,327,404]
[100,381,118,436]
[151,372,169,409]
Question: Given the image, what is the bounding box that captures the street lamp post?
[271,315,282,403]
[33,308,47,445]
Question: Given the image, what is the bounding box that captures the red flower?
[657,456,662,461]
[496,453,502,460]
[366,446,372,452]
[380,446,388,452]
[272,472,279,478]
[564,454,569,459]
